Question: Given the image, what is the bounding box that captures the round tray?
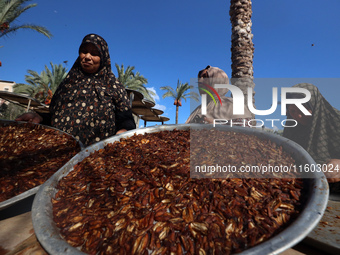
[0,120,84,211]
[0,91,44,107]
[32,124,329,255]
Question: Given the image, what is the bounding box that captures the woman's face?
[79,43,101,74]
[287,104,313,126]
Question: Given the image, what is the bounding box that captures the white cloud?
[147,87,166,113]
[154,104,166,112]
[147,87,160,101]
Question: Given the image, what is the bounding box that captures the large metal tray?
[32,124,329,255]
[0,120,84,211]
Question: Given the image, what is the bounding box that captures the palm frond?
[0,0,52,38]
[0,24,52,38]
[13,82,35,95]
[13,62,68,101]
[115,63,154,102]
[0,0,37,24]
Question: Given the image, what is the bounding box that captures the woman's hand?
[15,112,43,124]
[324,159,340,183]
[116,129,127,135]
[204,116,214,124]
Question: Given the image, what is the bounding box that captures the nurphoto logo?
[200,84,311,128]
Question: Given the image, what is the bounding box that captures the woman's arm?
[112,81,136,134]
[115,109,136,134]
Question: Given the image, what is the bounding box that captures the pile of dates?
[0,122,82,202]
[52,129,303,255]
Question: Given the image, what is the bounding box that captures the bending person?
[186,65,252,126]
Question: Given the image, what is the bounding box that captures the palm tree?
[44,62,68,92]
[14,69,48,96]
[115,63,155,102]
[229,0,255,115]
[161,80,199,124]
[0,0,52,39]
[14,62,68,103]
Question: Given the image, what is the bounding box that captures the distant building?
[0,80,15,92]
[0,80,16,111]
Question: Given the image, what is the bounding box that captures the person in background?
[16,34,136,146]
[283,83,340,190]
[185,65,252,125]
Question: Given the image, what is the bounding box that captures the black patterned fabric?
[49,34,135,146]
[283,83,340,165]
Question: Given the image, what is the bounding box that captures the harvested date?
[190,129,300,179]
[0,122,82,202]
[52,129,303,255]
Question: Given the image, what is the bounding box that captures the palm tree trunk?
[229,0,255,116]
[176,105,179,124]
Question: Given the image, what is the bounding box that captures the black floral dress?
[49,34,135,146]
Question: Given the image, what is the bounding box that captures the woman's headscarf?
[185,66,252,123]
[50,34,132,146]
[198,65,229,98]
[283,83,340,164]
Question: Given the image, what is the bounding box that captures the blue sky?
[1,0,340,128]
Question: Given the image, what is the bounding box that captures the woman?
[283,83,340,187]
[185,65,252,125]
[16,34,136,146]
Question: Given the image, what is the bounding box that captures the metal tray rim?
[31,124,329,255]
[0,119,84,211]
